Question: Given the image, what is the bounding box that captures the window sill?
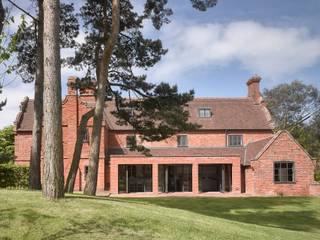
[177,145,188,148]
[274,182,296,184]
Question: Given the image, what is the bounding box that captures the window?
[198,108,212,118]
[274,161,295,183]
[177,135,188,147]
[83,128,89,143]
[228,135,243,146]
[126,135,136,148]
[84,166,89,180]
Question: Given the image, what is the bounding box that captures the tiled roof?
[14,97,34,132]
[15,97,274,131]
[244,136,273,165]
[102,98,274,130]
[109,147,245,159]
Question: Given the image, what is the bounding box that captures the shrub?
[315,171,320,182]
[0,164,29,189]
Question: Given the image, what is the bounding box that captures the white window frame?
[177,135,188,147]
[228,134,243,147]
[198,107,212,118]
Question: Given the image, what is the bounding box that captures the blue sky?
[1,0,320,127]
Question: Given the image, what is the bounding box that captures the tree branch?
[7,0,38,21]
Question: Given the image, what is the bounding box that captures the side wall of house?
[62,95,107,192]
[14,131,33,165]
[248,132,315,196]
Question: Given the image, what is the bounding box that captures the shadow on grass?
[49,194,320,234]
[41,217,155,240]
[122,196,320,233]
[1,202,155,240]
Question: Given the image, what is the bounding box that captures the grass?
[0,190,320,240]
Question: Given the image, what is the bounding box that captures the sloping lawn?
[0,190,319,240]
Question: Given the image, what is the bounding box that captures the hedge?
[0,164,29,189]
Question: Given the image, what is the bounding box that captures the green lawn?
[1,190,320,240]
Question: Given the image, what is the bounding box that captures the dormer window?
[198,108,212,118]
[177,135,188,147]
[228,135,243,147]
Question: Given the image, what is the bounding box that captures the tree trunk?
[42,0,64,199]
[65,109,94,193]
[84,0,120,196]
[0,0,4,34]
[29,0,44,190]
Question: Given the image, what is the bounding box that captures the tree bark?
[29,0,44,190]
[42,0,64,199]
[0,0,4,34]
[65,109,94,193]
[84,0,120,196]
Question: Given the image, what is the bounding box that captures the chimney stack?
[67,76,77,95]
[247,75,262,104]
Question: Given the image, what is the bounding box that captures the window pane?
[228,135,243,146]
[198,108,211,118]
[274,162,294,183]
[178,135,188,147]
[280,168,288,182]
[281,162,287,169]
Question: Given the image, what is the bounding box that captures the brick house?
[13,75,320,196]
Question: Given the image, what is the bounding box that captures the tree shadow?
[42,217,155,240]
[122,197,320,233]
[52,194,320,234]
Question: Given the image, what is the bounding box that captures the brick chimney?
[247,75,262,104]
[67,76,77,95]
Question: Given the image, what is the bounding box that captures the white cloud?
[148,20,320,81]
[0,81,34,128]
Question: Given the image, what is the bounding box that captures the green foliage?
[15,3,79,83]
[0,125,14,164]
[315,171,320,182]
[263,80,320,130]
[190,0,218,11]
[0,164,29,188]
[67,0,215,154]
[0,13,25,111]
[291,116,320,159]
[264,81,320,159]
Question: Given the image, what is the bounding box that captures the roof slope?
[109,147,245,159]
[244,136,273,165]
[102,98,274,130]
[14,97,274,131]
[14,97,34,132]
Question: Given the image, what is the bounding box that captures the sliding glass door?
[118,165,152,193]
[158,165,192,192]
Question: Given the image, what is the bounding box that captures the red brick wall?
[248,132,315,196]
[109,156,241,194]
[108,130,273,148]
[309,184,320,196]
[14,131,32,164]
[61,95,107,191]
[14,94,107,191]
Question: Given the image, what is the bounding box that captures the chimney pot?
[247,75,262,104]
[67,76,77,95]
